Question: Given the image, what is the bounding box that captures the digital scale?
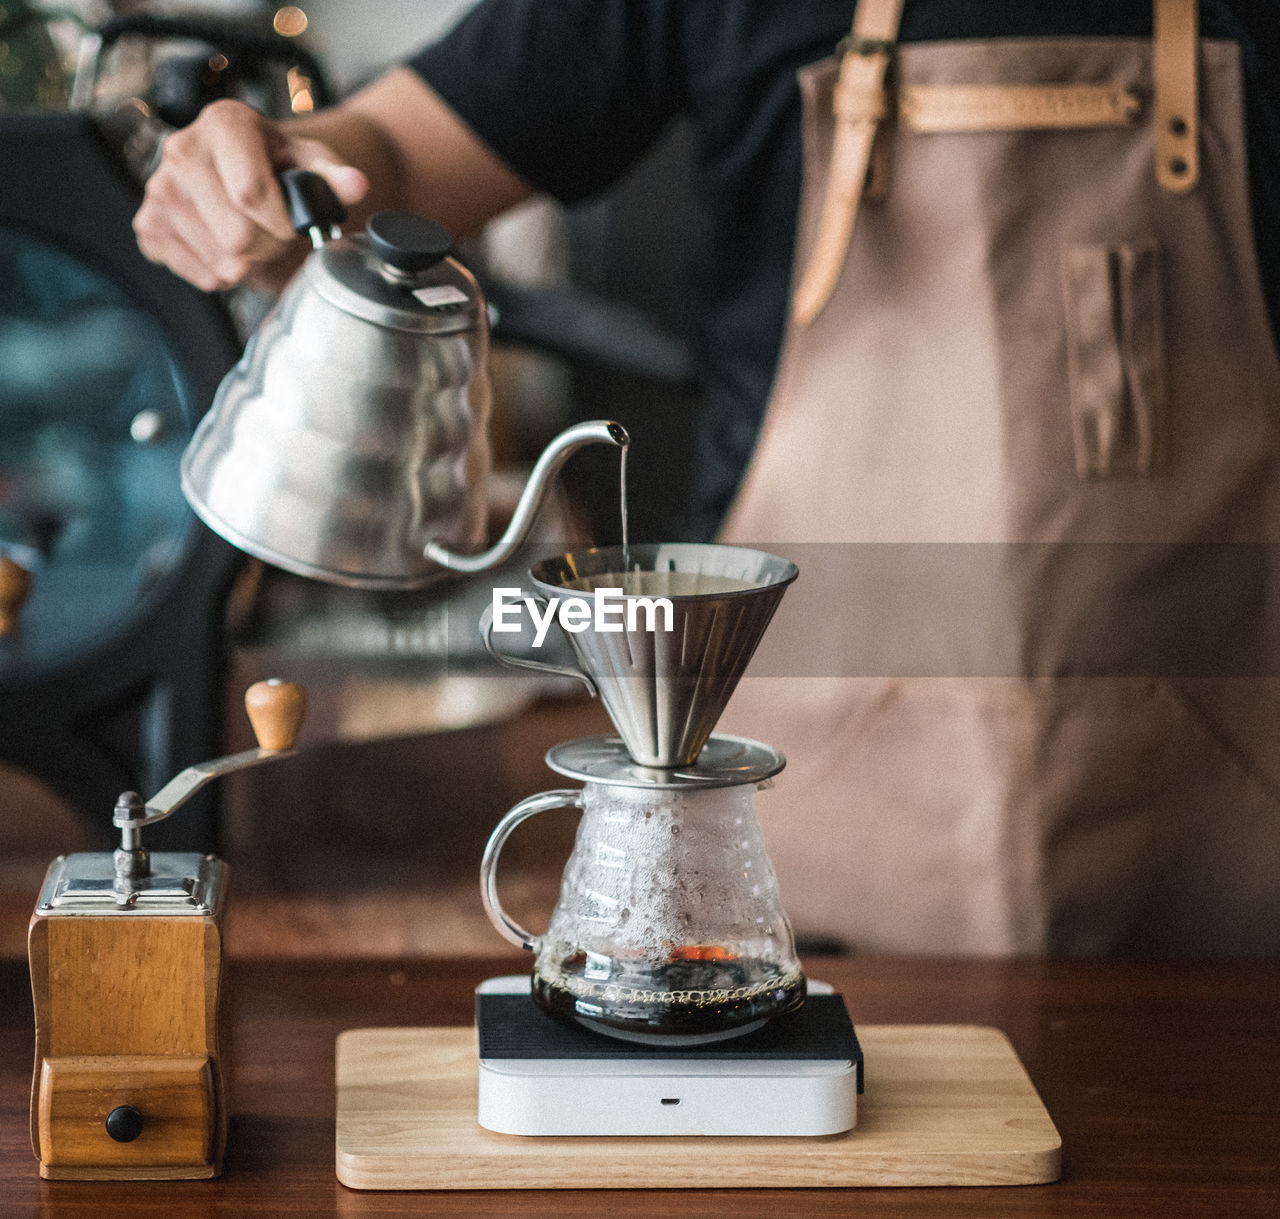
[474,976,862,1137]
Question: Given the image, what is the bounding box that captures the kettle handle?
[479,599,598,697]
[480,789,585,952]
[278,168,346,246]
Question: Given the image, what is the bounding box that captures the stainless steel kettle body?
[181,175,626,588]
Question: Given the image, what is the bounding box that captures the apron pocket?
[1061,241,1167,478]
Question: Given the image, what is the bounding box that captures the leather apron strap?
[794,0,1200,326]
[791,0,905,328]
[1154,0,1199,192]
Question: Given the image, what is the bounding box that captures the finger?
[167,102,297,256]
[151,116,291,281]
[134,206,225,293]
[157,229,229,293]
[199,104,299,243]
[135,165,260,291]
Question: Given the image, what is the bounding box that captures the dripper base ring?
[545,734,785,789]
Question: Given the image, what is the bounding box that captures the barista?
[135,0,1280,956]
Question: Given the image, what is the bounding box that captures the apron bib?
[720,2,1280,954]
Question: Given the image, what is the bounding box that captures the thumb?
[288,138,370,207]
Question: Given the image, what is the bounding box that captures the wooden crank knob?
[0,556,32,637]
[245,679,307,751]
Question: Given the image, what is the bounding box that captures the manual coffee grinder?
[478,543,862,1136]
[27,679,306,1180]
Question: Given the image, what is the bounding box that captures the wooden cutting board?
[335,1023,1061,1190]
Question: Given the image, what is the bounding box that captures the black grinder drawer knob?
[106,1105,144,1143]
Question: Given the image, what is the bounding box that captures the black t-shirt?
[410,0,1280,536]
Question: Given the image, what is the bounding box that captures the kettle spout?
[423,420,629,574]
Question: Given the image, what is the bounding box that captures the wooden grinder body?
[28,883,227,1179]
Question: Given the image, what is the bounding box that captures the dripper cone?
[530,543,798,768]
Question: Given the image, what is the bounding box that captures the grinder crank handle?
[115,679,308,834]
[244,677,308,751]
[480,789,585,952]
[0,555,32,636]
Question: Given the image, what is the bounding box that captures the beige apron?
[720,0,1280,955]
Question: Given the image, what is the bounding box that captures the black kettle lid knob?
[365,211,453,273]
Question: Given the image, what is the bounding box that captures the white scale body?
[475,976,861,1137]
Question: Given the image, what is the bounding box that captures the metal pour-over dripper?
[484,542,798,767]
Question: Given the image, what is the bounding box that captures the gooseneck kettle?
[181,170,627,588]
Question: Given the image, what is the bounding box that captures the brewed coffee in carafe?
[481,543,804,1044]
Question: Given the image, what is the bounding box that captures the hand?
[133,99,369,292]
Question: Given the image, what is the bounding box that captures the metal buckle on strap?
[835,35,896,59]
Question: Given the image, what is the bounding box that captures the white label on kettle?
[413,285,469,309]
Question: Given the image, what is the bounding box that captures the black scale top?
[476,993,864,1093]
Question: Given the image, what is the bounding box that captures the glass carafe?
[480,738,805,1045]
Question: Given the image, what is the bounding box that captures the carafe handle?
[479,600,598,696]
[480,789,585,952]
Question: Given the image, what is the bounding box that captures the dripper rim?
[529,542,799,600]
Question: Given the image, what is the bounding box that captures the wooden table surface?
[2,953,1277,1215]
